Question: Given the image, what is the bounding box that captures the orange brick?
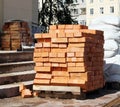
[43,42,51,47]
[57,52,66,58]
[80,29,103,35]
[49,30,57,38]
[34,57,49,62]
[49,25,57,30]
[58,25,65,29]
[42,33,51,38]
[67,47,90,52]
[42,48,51,52]
[35,73,52,79]
[49,58,66,63]
[69,37,90,43]
[49,52,57,57]
[67,52,75,57]
[52,38,68,43]
[33,91,39,97]
[51,77,68,85]
[65,25,73,29]
[73,25,88,29]
[58,44,67,48]
[52,67,61,71]
[59,63,67,67]
[52,63,59,67]
[44,63,51,67]
[36,38,51,42]
[61,67,67,71]
[68,43,88,48]
[19,83,26,92]
[65,29,74,33]
[75,62,92,67]
[35,48,50,52]
[35,62,43,66]
[65,32,74,37]
[35,66,51,72]
[52,71,69,76]
[67,57,84,62]
[51,43,59,48]
[44,38,51,42]
[51,48,67,53]
[67,63,76,67]
[37,38,45,42]
[75,52,85,57]
[34,33,42,39]
[57,30,65,37]
[68,67,86,72]
[35,43,42,48]
[68,78,85,85]
[33,78,50,85]
[73,30,82,37]
[69,72,87,77]
[21,89,32,98]
[34,52,49,57]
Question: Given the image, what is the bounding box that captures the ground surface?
[0,89,120,107]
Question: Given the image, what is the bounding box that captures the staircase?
[0,51,35,98]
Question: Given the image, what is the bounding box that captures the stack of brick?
[33,24,105,92]
[1,20,32,50]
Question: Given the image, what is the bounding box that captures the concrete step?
[0,70,35,85]
[0,51,33,63]
[0,81,33,98]
[0,61,35,74]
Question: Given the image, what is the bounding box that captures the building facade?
[86,0,120,25]
[0,0,3,31]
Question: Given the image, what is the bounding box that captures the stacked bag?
[33,24,105,92]
[89,15,120,82]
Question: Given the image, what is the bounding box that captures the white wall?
[3,0,38,24]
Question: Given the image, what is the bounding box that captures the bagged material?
[90,15,120,26]
[104,40,118,51]
[104,50,118,58]
[89,15,120,82]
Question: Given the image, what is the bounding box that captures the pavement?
[0,89,120,107]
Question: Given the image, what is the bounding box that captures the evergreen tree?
[38,0,77,32]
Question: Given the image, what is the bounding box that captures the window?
[90,8,94,15]
[81,0,84,3]
[100,7,104,14]
[90,0,93,3]
[110,6,114,13]
[80,8,86,15]
[71,9,78,15]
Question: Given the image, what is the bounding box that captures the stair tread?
[0,61,34,66]
[0,70,35,78]
[0,80,33,89]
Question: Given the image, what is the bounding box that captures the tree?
[38,0,77,32]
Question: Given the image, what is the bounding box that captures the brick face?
[33,24,105,92]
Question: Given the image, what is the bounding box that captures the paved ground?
[0,89,120,107]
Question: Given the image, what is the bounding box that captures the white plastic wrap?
[89,15,120,82]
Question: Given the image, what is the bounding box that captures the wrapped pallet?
[33,24,105,92]
[1,20,32,50]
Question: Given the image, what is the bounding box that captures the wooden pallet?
[33,85,86,99]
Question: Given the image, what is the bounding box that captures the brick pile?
[33,24,105,92]
[1,20,32,50]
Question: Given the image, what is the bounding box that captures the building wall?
[0,0,3,31]
[3,0,38,24]
[86,0,120,25]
